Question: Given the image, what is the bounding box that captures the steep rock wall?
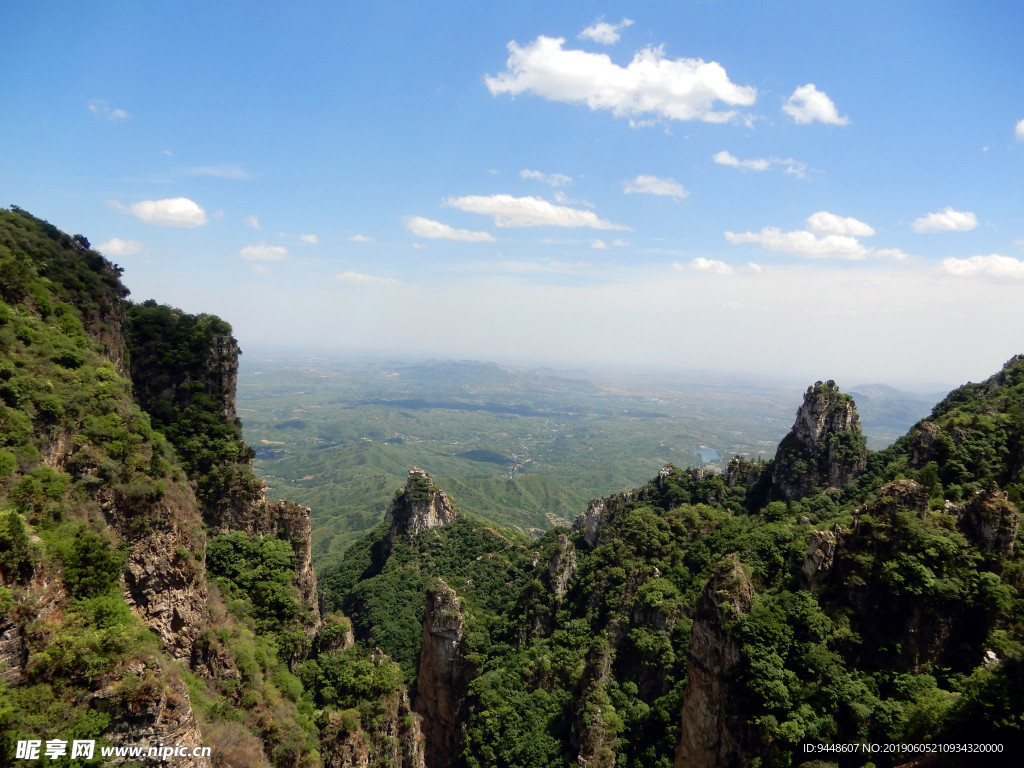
[674,554,755,768]
[412,579,471,768]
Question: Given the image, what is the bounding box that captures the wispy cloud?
[1016,119,1024,141]
[404,216,497,242]
[178,164,254,179]
[347,234,375,243]
[578,17,634,45]
[941,254,1024,279]
[485,36,756,125]
[88,99,130,121]
[444,194,631,230]
[783,84,849,125]
[911,207,978,233]
[245,215,261,230]
[623,175,688,200]
[713,151,807,178]
[521,169,573,187]
[240,243,290,262]
[299,234,319,244]
[336,271,400,285]
[111,197,208,228]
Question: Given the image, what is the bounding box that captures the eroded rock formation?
[674,554,755,768]
[770,380,867,500]
[413,579,471,768]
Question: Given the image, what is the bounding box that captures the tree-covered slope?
[320,359,1024,768]
[0,208,423,768]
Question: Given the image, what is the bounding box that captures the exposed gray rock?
[674,554,755,768]
[413,580,471,768]
[802,525,842,589]
[384,469,459,556]
[770,380,867,501]
[546,533,577,600]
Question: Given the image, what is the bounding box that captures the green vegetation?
[3,205,1022,767]
[126,300,262,514]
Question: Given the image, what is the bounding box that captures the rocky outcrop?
[674,554,755,768]
[210,495,321,626]
[802,525,841,589]
[545,533,577,599]
[321,679,425,768]
[96,668,210,768]
[572,493,630,550]
[118,504,209,661]
[413,579,471,768]
[127,304,240,422]
[955,489,1019,555]
[384,469,459,555]
[770,380,867,501]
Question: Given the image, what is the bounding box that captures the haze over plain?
[3,0,1023,385]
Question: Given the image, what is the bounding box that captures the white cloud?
[179,164,253,179]
[240,243,290,262]
[941,254,1024,279]
[97,238,143,257]
[911,207,978,233]
[347,234,375,243]
[806,211,875,237]
[485,36,756,125]
[336,271,399,285]
[444,194,631,230]
[300,233,320,244]
[245,215,261,230]
[713,150,770,172]
[783,84,849,125]
[687,257,734,275]
[404,216,497,242]
[115,197,208,228]
[725,212,906,261]
[88,99,130,121]
[578,17,634,45]
[590,239,607,250]
[521,169,573,186]
[1016,119,1024,141]
[623,175,688,200]
[713,150,807,177]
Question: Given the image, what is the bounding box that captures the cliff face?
[209,495,322,626]
[126,300,240,422]
[674,554,755,768]
[0,209,325,767]
[320,651,426,768]
[412,579,471,768]
[770,380,867,500]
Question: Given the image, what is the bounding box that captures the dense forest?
[1,205,1022,767]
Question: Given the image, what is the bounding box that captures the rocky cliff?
[0,208,326,767]
[770,380,867,500]
[674,554,755,768]
[413,579,471,768]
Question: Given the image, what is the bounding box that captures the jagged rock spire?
[383,469,459,554]
[770,380,867,501]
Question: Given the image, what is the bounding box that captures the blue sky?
[3,0,1023,387]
